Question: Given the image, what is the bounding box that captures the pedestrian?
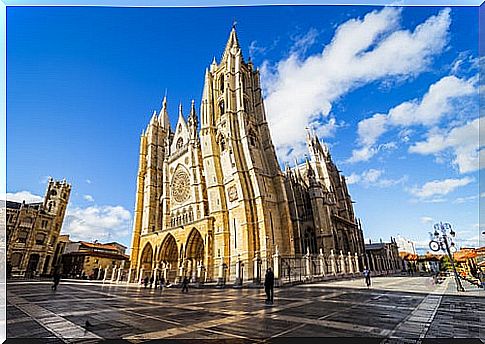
[52,271,61,291]
[143,276,149,288]
[149,276,154,289]
[181,276,189,293]
[264,267,274,304]
[160,276,165,291]
[363,268,371,288]
[478,269,485,289]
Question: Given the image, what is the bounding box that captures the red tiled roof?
[79,241,119,252]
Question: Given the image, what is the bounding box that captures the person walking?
[160,276,165,292]
[181,276,189,293]
[264,267,274,304]
[363,268,371,288]
[149,276,154,289]
[52,271,61,291]
[143,276,149,288]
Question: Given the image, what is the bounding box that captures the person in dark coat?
[52,271,61,291]
[363,268,371,288]
[149,276,154,288]
[160,277,165,291]
[264,267,274,304]
[143,276,149,288]
[181,276,189,293]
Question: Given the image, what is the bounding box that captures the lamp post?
[429,222,465,292]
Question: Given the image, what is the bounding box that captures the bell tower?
[199,27,294,281]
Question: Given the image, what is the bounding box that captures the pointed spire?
[222,25,241,60]
[150,110,157,125]
[159,95,170,130]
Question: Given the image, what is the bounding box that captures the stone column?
[111,266,118,282]
[330,250,337,275]
[235,257,242,286]
[339,251,345,274]
[139,268,145,284]
[217,257,225,285]
[305,248,312,277]
[178,261,186,282]
[253,252,261,283]
[197,262,205,282]
[117,266,123,283]
[191,260,197,283]
[103,266,109,282]
[354,253,360,273]
[348,252,354,274]
[318,248,325,276]
[273,245,281,280]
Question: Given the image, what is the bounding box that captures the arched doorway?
[158,234,178,283]
[185,228,205,282]
[26,254,40,277]
[139,243,154,280]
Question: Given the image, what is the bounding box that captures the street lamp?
[428,222,465,292]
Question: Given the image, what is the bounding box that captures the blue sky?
[6,5,482,253]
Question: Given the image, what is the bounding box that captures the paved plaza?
[5,275,485,342]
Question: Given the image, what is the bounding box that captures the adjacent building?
[129,28,365,285]
[364,238,402,274]
[61,240,129,280]
[6,178,71,277]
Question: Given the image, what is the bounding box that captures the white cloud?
[83,194,94,202]
[410,117,482,174]
[85,179,92,184]
[409,176,474,199]
[261,7,451,163]
[420,216,434,224]
[453,195,478,204]
[62,205,132,243]
[349,75,477,164]
[6,191,43,203]
[345,168,406,188]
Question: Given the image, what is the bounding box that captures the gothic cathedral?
[129,28,365,284]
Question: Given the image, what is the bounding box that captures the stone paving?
[5,275,484,342]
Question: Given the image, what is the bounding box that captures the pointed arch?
[158,234,178,264]
[185,228,204,261]
[140,242,154,270]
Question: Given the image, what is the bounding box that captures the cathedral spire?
[222,25,242,60]
[159,95,171,130]
[188,99,198,139]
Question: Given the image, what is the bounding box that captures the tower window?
[219,101,225,116]
[219,75,224,92]
[176,138,184,150]
[220,136,226,151]
[50,190,57,196]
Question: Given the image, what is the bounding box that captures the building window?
[35,233,46,245]
[41,220,48,228]
[50,236,56,245]
[219,75,224,92]
[176,137,184,150]
[11,253,22,267]
[219,101,225,116]
[18,231,28,243]
[50,190,57,196]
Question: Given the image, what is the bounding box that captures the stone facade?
[6,178,71,277]
[364,238,402,274]
[129,28,365,284]
[61,241,129,280]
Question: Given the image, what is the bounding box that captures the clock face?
[172,170,190,203]
[429,240,441,252]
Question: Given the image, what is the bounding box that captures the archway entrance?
[185,228,205,282]
[26,254,40,277]
[158,234,178,283]
[139,243,153,280]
